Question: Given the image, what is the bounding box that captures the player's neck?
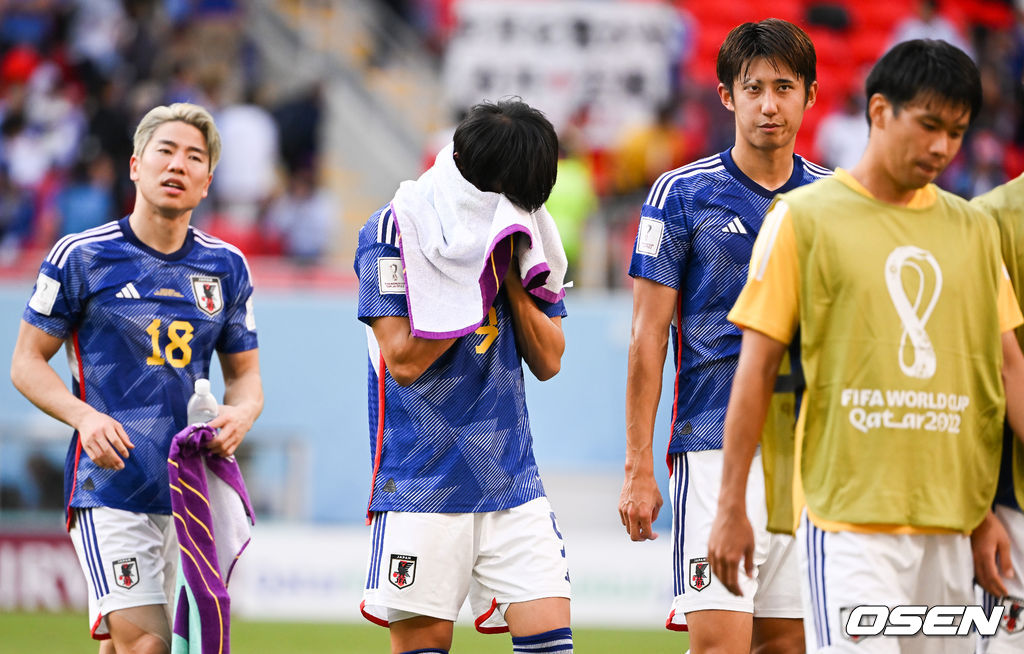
[848,152,917,206]
[128,208,191,254]
[730,140,794,191]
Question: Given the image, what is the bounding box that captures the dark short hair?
[452,99,558,213]
[865,39,981,126]
[716,19,817,95]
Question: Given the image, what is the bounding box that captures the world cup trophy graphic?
[884,246,943,380]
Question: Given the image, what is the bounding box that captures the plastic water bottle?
[186,378,218,425]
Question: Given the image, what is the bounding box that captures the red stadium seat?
[847,0,914,32]
[850,29,891,66]
[805,28,847,67]
[759,0,804,24]
[960,0,1014,30]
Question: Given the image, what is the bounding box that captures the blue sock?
[511,627,573,653]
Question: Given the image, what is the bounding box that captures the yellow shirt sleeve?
[999,261,1024,333]
[728,199,799,344]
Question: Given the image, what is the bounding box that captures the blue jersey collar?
[119,215,196,261]
[720,147,805,199]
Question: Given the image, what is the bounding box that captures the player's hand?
[971,509,1014,598]
[77,410,133,470]
[618,468,662,541]
[205,404,254,458]
[708,505,754,597]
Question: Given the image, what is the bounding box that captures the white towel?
[391,142,568,338]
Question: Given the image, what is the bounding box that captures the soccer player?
[708,40,1024,653]
[619,18,826,652]
[10,103,263,654]
[971,174,1024,654]
[355,100,572,654]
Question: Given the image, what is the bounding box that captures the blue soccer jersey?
[22,217,258,519]
[629,148,830,453]
[355,205,566,515]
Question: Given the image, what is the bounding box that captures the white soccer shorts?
[797,510,975,654]
[361,496,571,632]
[666,449,801,629]
[68,506,178,639]
[978,504,1024,654]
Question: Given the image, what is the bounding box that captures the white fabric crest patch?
[378,257,405,295]
[29,273,60,316]
[636,217,664,257]
[244,297,257,331]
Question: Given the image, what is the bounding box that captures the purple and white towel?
[391,142,568,339]
[168,425,255,654]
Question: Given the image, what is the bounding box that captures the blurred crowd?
[0,0,333,268]
[404,0,1024,287]
[1,0,1023,286]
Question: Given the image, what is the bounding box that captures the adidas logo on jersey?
[115,283,141,299]
[721,217,747,234]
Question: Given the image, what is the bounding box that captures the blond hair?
[132,103,222,172]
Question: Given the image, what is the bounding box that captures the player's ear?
[129,155,139,182]
[717,82,735,112]
[867,93,889,131]
[804,80,819,109]
[201,173,213,198]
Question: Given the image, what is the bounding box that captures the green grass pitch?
[0,612,688,653]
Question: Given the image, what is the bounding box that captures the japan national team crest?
[1001,596,1024,633]
[688,557,710,592]
[190,275,223,316]
[839,607,865,643]
[389,554,416,589]
[113,557,140,590]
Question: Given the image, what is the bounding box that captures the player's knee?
[106,606,171,654]
[687,643,741,654]
[750,627,805,654]
[505,597,570,636]
[115,634,169,654]
[389,615,454,654]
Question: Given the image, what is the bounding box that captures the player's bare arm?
[206,348,263,457]
[503,259,564,381]
[708,327,786,596]
[619,277,677,542]
[1002,330,1024,440]
[10,320,133,470]
[973,329,1024,592]
[370,316,457,386]
[971,508,1013,598]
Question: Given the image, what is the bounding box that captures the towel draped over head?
[390,142,568,339]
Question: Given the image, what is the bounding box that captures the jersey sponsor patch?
[389,554,416,589]
[689,557,711,591]
[244,297,257,331]
[378,257,405,295]
[28,273,60,316]
[191,275,224,316]
[113,557,140,589]
[636,217,664,257]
